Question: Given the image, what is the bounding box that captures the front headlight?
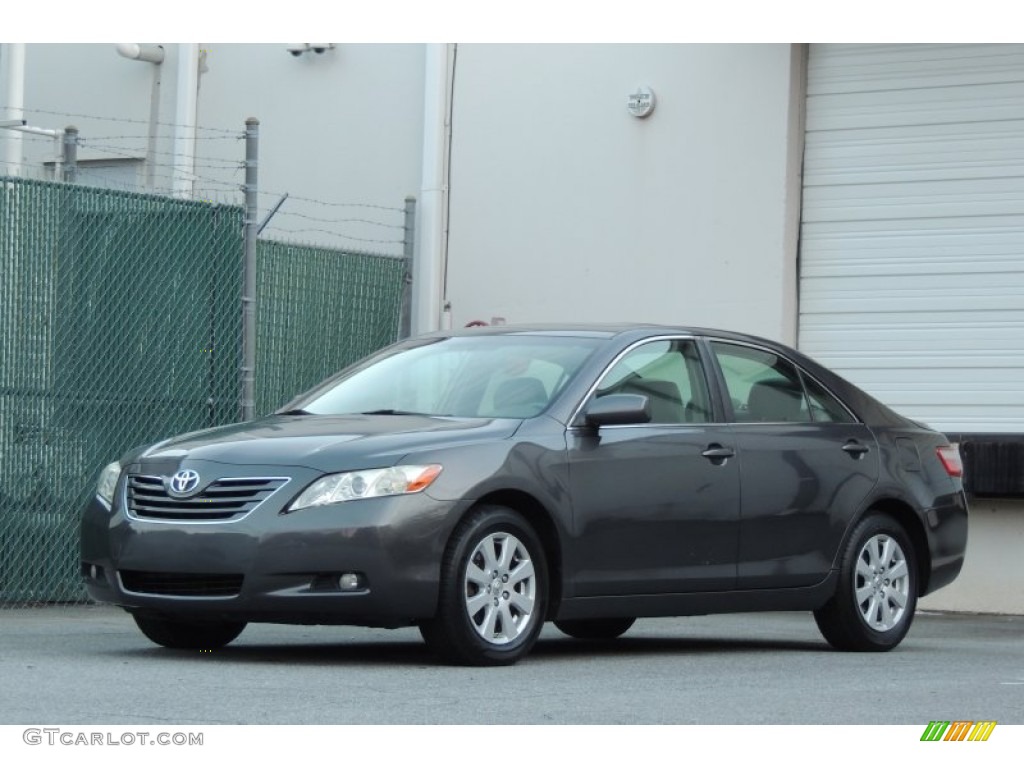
[289,464,443,511]
[96,461,122,507]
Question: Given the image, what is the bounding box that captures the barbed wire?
[260,224,405,246]
[2,117,409,240]
[4,133,63,146]
[271,209,405,231]
[4,113,407,215]
[66,142,406,221]
[81,141,244,170]
[256,190,405,213]
[85,134,243,142]
[3,105,241,136]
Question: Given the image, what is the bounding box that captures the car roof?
[423,323,779,346]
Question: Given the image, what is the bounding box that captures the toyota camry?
[80,325,968,665]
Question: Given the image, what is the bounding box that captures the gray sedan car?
[81,325,968,665]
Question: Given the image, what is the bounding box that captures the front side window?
[592,339,712,424]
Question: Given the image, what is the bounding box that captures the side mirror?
[584,394,651,427]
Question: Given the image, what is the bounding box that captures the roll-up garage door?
[799,44,1024,434]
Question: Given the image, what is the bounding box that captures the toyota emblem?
[168,469,201,496]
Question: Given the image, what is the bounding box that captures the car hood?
[136,414,521,473]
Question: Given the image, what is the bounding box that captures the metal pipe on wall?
[115,44,164,190]
[172,43,199,198]
[2,43,26,173]
[412,43,454,335]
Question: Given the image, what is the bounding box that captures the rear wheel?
[814,514,918,652]
[420,505,548,666]
[555,617,635,640]
[132,613,246,650]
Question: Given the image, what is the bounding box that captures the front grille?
[127,475,289,522]
[119,570,243,597]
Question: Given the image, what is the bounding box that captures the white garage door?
[799,44,1024,434]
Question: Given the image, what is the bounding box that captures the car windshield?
[291,335,602,418]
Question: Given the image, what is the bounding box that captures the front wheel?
[420,506,548,666]
[814,514,918,652]
[132,613,246,650]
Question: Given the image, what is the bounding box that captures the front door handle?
[702,444,736,464]
[842,440,870,458]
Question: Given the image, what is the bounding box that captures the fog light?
[338,573,362,591]
[81,562,104,581]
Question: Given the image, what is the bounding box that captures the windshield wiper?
[357,409,432,416]
[278,408,312,416]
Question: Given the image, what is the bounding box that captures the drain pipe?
[172,43,199,198]
[2,43,26,174]
[116,44,164,190]
[413,43,454,335]
[115,43,165,64]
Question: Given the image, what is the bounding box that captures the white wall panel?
[800,44,1024,433]
[445,45,798,342]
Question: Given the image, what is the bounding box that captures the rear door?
[707,340,880,589]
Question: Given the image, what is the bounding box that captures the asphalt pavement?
[1,605,1021,725]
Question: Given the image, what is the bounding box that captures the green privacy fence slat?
[0,178,244,603]
[1,178,404,605]
[255,239,405,416]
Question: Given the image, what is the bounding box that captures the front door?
[566,338,740,596]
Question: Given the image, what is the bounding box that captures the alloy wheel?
[463,531,537,645]
[854,533,910,631]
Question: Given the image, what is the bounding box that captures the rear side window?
[710,341,857,424]
[802,373,857,423]
[710,342,809,423]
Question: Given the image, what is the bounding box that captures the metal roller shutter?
[799,44,1024,433]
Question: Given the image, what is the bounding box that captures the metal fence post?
[399,196,416,339]
[241,117,259,421]
[62,126,78,183]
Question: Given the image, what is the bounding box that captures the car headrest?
[747,379,804,422]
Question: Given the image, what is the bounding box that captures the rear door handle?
[842,440,870,457]
[702,444,736,462]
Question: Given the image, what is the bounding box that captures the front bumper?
[80,462,468,627]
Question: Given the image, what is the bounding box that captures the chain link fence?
[0,177,406,605]
[256,240,406,415]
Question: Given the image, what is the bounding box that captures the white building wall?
[444,44,799,341]
[3,44,157,179]
[193,43,425,246]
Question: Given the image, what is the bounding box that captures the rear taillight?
[936,444,963,477]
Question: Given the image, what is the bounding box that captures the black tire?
[555,617,636,640]
[814,514,918,652]
[420,505,548,666]
[132,613,246,650]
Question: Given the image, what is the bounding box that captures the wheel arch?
[855,497,932,595]
[469,489,564,619]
